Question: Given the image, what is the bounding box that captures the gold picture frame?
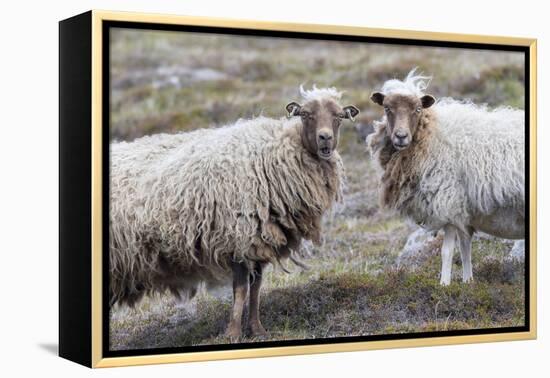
[59,9,537,368]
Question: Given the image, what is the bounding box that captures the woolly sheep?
[109,86,359,339]
[367,69,524,285]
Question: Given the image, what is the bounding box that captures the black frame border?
[101,20,531,359]
[59,11,93,367]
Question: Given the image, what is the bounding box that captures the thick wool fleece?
[368,97,524,234]
[110,116,344,306]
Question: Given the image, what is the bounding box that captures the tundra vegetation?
[109,29,526,350]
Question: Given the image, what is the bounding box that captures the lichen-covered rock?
[397,227,442,269]
[509,240,525,261]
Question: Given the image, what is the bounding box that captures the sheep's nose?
[318,132,333,141]
[395,131,407,139]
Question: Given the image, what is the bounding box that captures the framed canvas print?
[59,10,537,368]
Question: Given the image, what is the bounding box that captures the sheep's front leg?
[226,262,249,340]
[458,229,474,283]
[249,262,268,337]
[440,225,457,286]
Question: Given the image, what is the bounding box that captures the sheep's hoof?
[225,326,242,342]
[250,324,269,338]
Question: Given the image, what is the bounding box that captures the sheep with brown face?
[109,85,359,340]
[287,87,359,161]
[370,92,435,151]
[367,69,524,285]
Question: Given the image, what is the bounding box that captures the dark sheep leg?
[226,261,249,340]
[248,262,268,337]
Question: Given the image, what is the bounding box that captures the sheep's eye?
[415,107,422,113]
[384,106,391,113]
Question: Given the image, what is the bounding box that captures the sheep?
[109,85,360,339]
[366,69,525,285]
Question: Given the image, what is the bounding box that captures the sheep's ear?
[370,92,385,106]
[343,105,360,121]
[286,102,302,117]
[421,94,436,108]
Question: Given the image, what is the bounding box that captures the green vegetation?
[109,29,526,350]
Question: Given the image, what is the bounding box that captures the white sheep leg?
[458,230,473,283]
[440,225,457,286]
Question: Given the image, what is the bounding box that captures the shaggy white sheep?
[367,69,525,285]
[109,86,359,338]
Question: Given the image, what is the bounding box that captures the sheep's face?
[286,99,359,160]
[370,92,435,150]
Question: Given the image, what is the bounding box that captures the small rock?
[397,227,441,267]
[509,240,525,261]
[475,232,498,241]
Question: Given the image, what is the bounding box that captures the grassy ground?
[109,28,526,350]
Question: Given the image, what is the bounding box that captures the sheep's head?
[370,69,435,151]
[286,86,359,160]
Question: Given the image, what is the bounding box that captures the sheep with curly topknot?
[109,86,359,339]
[367,69,524,286]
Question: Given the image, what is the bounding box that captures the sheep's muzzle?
[317,130,334,159]
[391,129,411,150]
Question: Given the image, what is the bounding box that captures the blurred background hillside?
[110,28,524,141]
[109,27,526,351]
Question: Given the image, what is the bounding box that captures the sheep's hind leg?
[440,225,457,286]
[249,262,268,338]
[458,228,474,283]
[226,262,249,341]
